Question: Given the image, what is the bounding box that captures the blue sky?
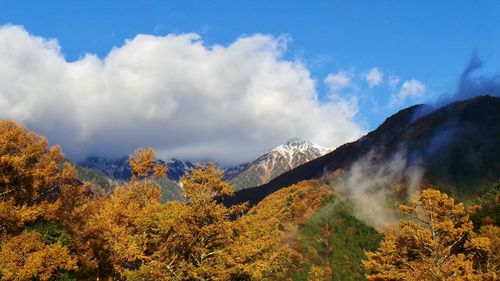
[2,1,498,127]
[0,1,498,163]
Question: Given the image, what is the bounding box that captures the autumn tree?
[70,147,167,279]
[123,162,248,280]
[363,188,499,280]
[307,224,334,280]
[0,231,77,280]
[0,120,79,280]
[128,147,166,180]
[92,157,297,280]
[0,121,309,280]
[0,120,76,205]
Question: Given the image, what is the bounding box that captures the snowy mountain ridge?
[228,139,331,190]
[79,139,330,191]
[259,138,331,165]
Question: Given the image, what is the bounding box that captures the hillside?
[226,95,500,207]
[79,157,192,201]
[244,179,381,280]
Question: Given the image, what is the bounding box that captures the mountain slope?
[243,179,381,280]
[226,139,330,190]
[79,157,194,201]
[80,157,194,182]
[291,196,381,280]
[225,95,500,207]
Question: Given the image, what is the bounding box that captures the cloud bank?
[0,25,364,165]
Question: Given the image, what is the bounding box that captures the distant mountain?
[73,163,114,191]
[225,139,330,190]
[79,157,195,201]
[80,139,330,194]
[80,157,194,182]
[166,159,196,181]
[225,95,500,207]
[80,157,132,181]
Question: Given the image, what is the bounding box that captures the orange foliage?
[5,120,497,280]
[0,120,75,205]
[0,120,81,280]
[0,231,77,281]
[80,156,297,280]
[246,180,332,227]
[363,188,500,280]
[308,264,333,281]
[128,147,166,179]
[0,119,303,280]
[242,180,333,278]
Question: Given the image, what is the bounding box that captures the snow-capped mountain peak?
[227,139,331,190]
[272,138,331,157]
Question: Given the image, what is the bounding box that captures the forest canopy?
[0,119,498,281]
[0,120,297,280]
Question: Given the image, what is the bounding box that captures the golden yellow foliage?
[241,180,333,279]
[464,224,500,278]
[119,163,252,280]
[0,121,302,281]
[180,162,234,201]
[363,188,500,281]
[0,120,75,205]
[128,147,166,179]
[0,231,77,281]
[0,120,81,280]
[69,154,287,280]
[55,183,109,278]
[246,180,331,227]
[308,265,333,281]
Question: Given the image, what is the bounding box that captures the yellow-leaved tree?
[0,120,78,280]
[76,147,166,279]
[0,120,305,280]
[88,151,297,280]
[122,161,296,280]
[126,162,246,280]
[363,188,499,281]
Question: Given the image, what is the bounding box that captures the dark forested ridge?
[225,95,500,207]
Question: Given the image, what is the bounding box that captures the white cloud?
[390,79,427,106]
[324,71,359,116]
[324,71,351,91]
[0,25,365,165]
[364,67,383,88]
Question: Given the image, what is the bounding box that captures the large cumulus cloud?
[0,25,364,165]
